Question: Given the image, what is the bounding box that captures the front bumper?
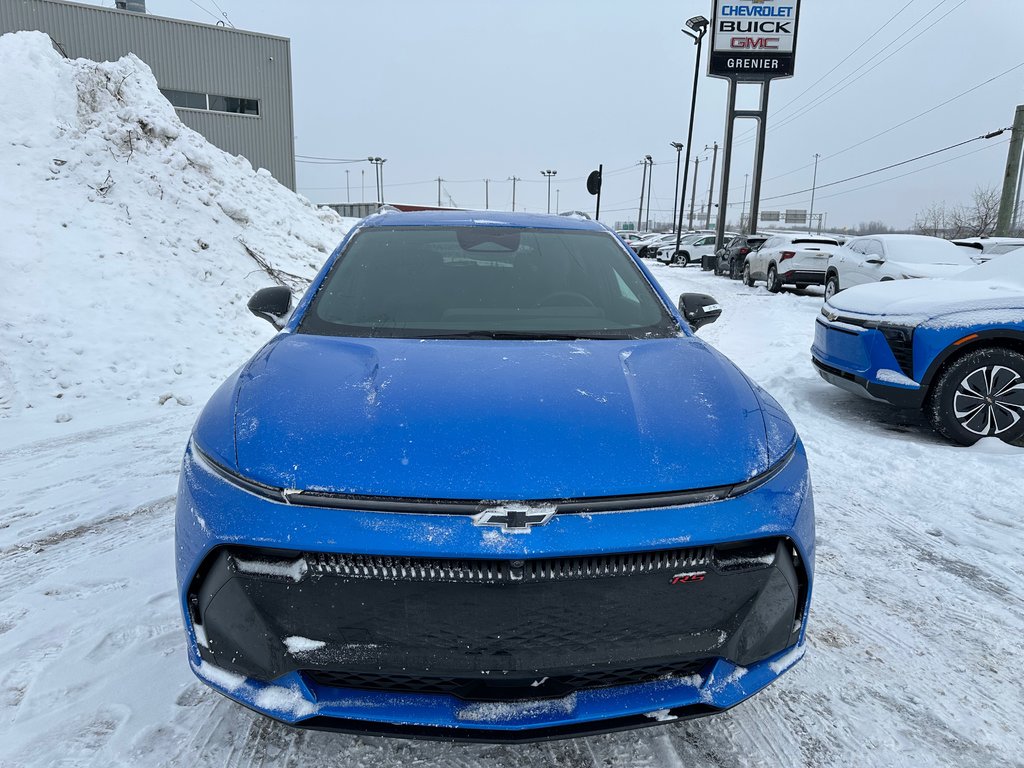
[811,318,925,409]
[176,442,814,739]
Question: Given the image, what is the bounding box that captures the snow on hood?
[0,31,354,427]
[220,334,783,499]
[825,253,1024,325]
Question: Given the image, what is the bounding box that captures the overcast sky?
[133,0,1024,229]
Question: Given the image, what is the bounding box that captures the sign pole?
[708,0,801,250]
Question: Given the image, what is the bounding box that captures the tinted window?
[160,88,206,110]
[208,95,260,115]
[301,227,679,340]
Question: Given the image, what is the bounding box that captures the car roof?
[361,209,606,232]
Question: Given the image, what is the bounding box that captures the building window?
[161,88,207,110]
[159,89,260,117]
[208,95,260,116]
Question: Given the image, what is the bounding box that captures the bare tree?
[914,202,949,237]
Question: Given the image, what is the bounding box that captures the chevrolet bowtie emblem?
[473,505,556,531]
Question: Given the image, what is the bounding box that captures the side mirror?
[247,286,293,328]
[678,293,722,332]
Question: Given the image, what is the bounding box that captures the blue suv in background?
[812,254,1024,445]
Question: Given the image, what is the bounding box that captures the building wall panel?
[0,0,295,189]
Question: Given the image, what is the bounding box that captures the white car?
[741,234,841,292]
[657,232,734,266]
[952,237,1024,264]
[824,234,975,300]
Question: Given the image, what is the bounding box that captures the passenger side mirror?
[678,293,722,332]
[247,286,293,328]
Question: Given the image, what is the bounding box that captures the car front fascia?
[174,437,814,737]
[812,301,1024,408]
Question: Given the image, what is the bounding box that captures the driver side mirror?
[247,286,293,328]
[678,293,722,332]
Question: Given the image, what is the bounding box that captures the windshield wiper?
[418,331,612,341]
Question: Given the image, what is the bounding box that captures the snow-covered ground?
[2,31,1024,768]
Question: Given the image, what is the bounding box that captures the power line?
[758,130,1007,204]
[746,60,1024,190]
[749,0,920,132]
[754,0,969,141]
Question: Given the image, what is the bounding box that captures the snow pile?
[0,31,356,432]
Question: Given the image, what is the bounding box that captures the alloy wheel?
[953,365,1024,435]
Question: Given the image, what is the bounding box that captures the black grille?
[879,328,915,378]
[304,659,709,701]
[303,547,715,583]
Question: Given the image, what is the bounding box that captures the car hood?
[826,275,1024,322]
[885,261,971,279]
[224,334,782,500]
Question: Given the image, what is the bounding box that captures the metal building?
[0,0,295,189]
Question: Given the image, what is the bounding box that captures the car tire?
[766,265,782,293]
[925,347,1024,446]
[824,273,840,300]
[742,262,755,287]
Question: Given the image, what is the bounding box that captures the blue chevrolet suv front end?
[176,211,815,740]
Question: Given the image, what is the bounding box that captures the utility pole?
[437,177,443,207]
[637,157,649,231]
[808,153,821,235]
[688,157,701,230]
[704,142,719,229]
[484,179,490,209]
[361,169,365,202]
[997,104,1024,235]
[644,156,654,230]
[556,189,560,215]
[741,173,749,234]
[509,176,520,211]
[345,169,350,203]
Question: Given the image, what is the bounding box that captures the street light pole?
[541,170,557,214]
[670,142,684,231]
[367,157,386,204]
[674,16,709,259]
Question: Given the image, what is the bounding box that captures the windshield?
[889,239,975,266]
[300,226,680,340]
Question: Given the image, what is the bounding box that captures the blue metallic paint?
[177,211,815,734]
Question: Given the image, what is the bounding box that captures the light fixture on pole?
[367,157,386,204]
[670,142,684,231]
[541,170,557,214]
[674,15,709,258]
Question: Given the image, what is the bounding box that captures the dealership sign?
[709,0,801,81]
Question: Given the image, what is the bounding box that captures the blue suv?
[176,210,814,740]
[812,255,1024,445]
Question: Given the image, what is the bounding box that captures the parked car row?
[655,227,1024,447]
